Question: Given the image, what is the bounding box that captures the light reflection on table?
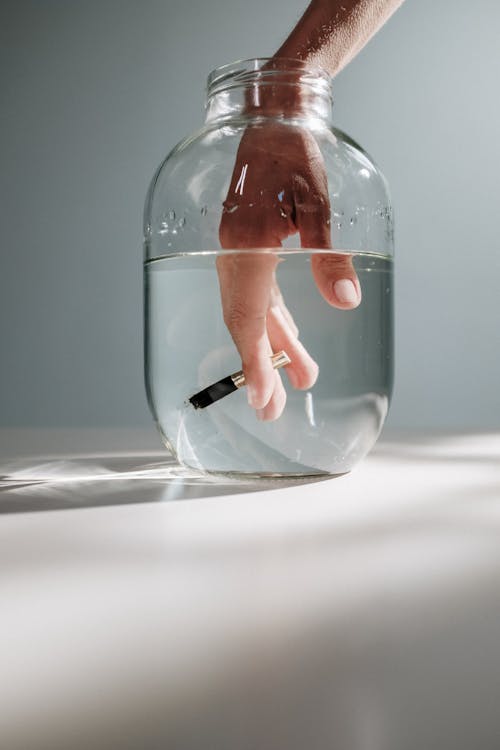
[1,428,500,750]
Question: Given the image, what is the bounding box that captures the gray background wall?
[1,0,499,431]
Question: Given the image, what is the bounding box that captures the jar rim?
[207,57,333,101]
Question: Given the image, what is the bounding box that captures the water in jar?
[144,250,393,476]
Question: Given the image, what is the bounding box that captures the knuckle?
[316,252,354,276]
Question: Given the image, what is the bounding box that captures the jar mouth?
[206,57,333,103]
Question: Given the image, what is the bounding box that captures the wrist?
[244,58,319,118]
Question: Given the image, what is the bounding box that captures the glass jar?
[144,59,393,476]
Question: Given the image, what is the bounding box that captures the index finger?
[215,251,280,410]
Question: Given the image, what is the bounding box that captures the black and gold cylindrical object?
[188,351,291,409]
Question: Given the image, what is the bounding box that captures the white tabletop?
[1,428,500,750]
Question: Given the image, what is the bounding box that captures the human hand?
[218,121,361,421]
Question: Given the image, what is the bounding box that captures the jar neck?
[205,58,333,124]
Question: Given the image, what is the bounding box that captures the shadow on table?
[0,453,331,514]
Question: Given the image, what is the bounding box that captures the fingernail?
[333,279,360,306]
[256,408,266,421]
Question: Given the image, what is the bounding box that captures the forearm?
[275,0,404,76]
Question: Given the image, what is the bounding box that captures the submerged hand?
[218,121,361,421]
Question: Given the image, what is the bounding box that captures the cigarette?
[188,350,291,409]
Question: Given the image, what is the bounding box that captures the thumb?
[311,251,362,310]
[295,191,361,310]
